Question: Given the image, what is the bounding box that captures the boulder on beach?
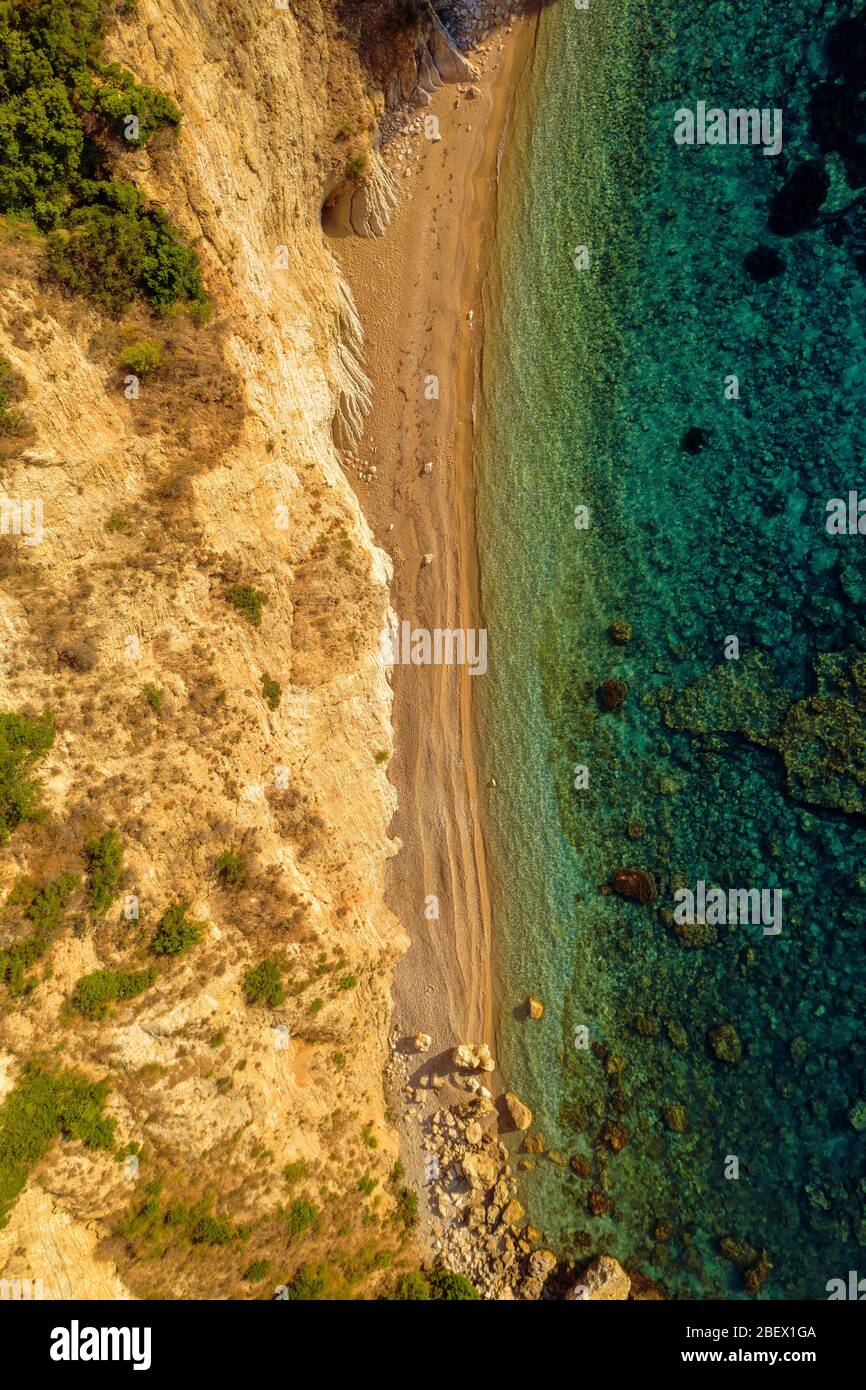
[503,1091,532,1131]
[452,1042,496,1072]
[566,1253,631,1301]
[412,1033,432,1053]
[461,1151,499,1190]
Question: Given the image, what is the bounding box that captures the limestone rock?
[503,1092,532,1131]
[461,1152,499,1190]
[452,1042,496,1072]
[567,1254,631,1301]
[527,995,544,1019]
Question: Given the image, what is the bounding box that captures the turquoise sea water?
[479,0,866,1297]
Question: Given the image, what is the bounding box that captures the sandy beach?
[335,7,538,1243]
[337,15,535,1037]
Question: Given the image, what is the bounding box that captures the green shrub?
[0,872,79,995]
[261,674,281,710]
[385,1265,479,1300]
[385,1271,431,1301]
[284,1198,318,1240]
[0,1061,114,1223]
[119,340,162,377]
[71,966,155,1020]
[282,1160,309,1187]
[47,185,204,314]
[91,62,181,145]
[121,1183,248,1253]
[392,1186,418,1231]
[0,3,204,308]
[226,584,266,628]
[84,827,123,913]
[150,901,203,956]
[0,710,54,844]
[0,355,22,433]
[337,973,358,991]
[280,1263,327,1300]
[243,959,284,1008]
[426,1264,480,1300]
[216,848,246,889]
[242,1259,270,1282]
[142,684,164,714]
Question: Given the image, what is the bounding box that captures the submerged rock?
[608,619,633,644]
[743,1250,773,1295]
[708,1024,742,1064]
[600,677,629,711]
[610,867,656,904]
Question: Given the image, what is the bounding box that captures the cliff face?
[0,0,409,1298]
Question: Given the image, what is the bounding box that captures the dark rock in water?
[610,867,656,903]
[662,1104,687,1133]
[570,1153,590,1177]
[601,1119,627,1152]
[744,246,786,282]
[608,618,632,644]
[768,161,830,236]
[627,1267,667,1300]
[720,1236,758,1266]
[600,677,629,711]
[708,1023,742,1064]
[588,1189,613,1217]
[682,426,709,455]
[743,1250,773,1295]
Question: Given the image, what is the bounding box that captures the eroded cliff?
[0,0,413,1299]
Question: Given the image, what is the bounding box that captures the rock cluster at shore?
[394,1033,651,1300]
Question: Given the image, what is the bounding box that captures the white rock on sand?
[452,1042,496,1072]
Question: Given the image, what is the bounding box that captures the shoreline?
[335,5,538,1275]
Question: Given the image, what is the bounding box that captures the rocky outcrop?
[566,1254,631,1301]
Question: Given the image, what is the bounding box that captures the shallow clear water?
[478,0,866,1298]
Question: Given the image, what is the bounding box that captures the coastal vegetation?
[0,872,79,994]
[243,959,285,1008]
[71,965,156,1019]
[84,827,124,913]
[0,710,54,843]
[150,901,203,956]
[0,0,204,310]
[0,1062,114,1224]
